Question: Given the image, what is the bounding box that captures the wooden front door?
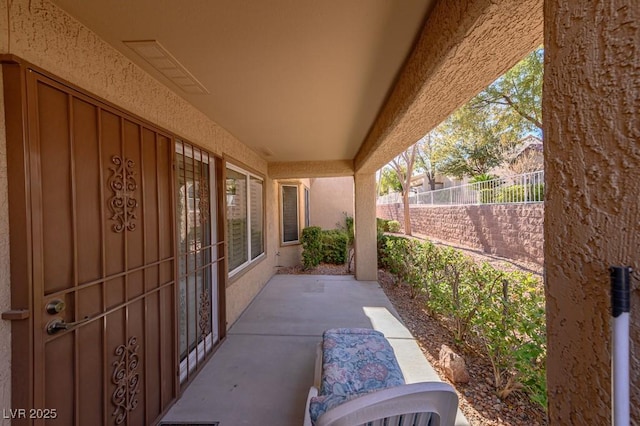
[4,61,177,425]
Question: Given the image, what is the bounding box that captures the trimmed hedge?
[321,230,348,264]
[301,227,349,268]
[301,226,323,269]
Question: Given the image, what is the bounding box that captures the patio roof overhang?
[49,0,542,177]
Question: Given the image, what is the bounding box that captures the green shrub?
[471,271,546,405]
[382,237,410,282]
[404,239,433,299]
[387,220,401,233]
[497,184,525,202]
[426,250,497,342]
[301,226,322,269]
[474,175,498,204]
[377,233,392,268]
[470,173,497,183]
[497,184,545,203]
[377,218,390,233]
[378,235,410,282]
[504,272,546,407]
[379,236,428,298]
[303,225,350,267]
[377,235,547,408]
[321,230,348,264]
[530,183,544,201]
[417,239,444,304]
[376,217,402,233]
[479,188,497,204]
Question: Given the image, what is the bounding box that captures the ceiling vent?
[123,40,209,95]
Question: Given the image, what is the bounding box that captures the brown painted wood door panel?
[24,70,176,426]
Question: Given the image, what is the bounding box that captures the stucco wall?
[0,0,278,397]
[310,177,354,230]
[354,0,543,173]
[354,173,377,281]
[276,245,303,269]
[377,203,544,266]
[544,0,640,423]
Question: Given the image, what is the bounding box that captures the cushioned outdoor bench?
[303,328,458,426]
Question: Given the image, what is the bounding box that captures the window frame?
[226,162,265,277]
[280,183,301,246]
[304,186,310,228]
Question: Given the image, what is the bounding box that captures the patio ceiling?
[51,0,434,163]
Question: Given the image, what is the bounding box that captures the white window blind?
[226,164,264,275]
[282,185,299,243]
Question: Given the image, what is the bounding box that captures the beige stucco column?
[544,0,639,423]
[354,173,377,281]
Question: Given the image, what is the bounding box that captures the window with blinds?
[281,185,299,243]
[304,187,310,228]
[226,164,264,275]
[250,177,264,259]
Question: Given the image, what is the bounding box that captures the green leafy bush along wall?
[377,218,401,233]
[301,226,323,269]
[301,227,349,268]
[490,183,545,203]
[321,230,348,264]
[378,234,547,408]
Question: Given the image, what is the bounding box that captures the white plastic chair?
[303,382,458,426]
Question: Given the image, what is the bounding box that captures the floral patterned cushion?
[308,328,406,424]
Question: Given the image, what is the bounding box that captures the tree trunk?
[403,190,412,236]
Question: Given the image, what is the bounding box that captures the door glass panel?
[176,142,217,381]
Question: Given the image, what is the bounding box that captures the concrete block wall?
[377,203,544,266]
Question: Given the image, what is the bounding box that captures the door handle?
[46,316,92,335]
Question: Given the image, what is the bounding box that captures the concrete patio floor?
[161,274,469,426]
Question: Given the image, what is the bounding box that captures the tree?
[435,104,506,179]
[377,167,402,195]
[415,132,441,190]
[389,145,418,236]
[434,47,543,179]
[472,47,543,136]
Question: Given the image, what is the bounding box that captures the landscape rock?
[439,344,470,383]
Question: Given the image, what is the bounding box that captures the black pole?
[610,266,631,318]
[610,265,631,426]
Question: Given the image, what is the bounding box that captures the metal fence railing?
[377,170,544,206]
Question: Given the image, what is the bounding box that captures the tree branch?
[502,94,543,129]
